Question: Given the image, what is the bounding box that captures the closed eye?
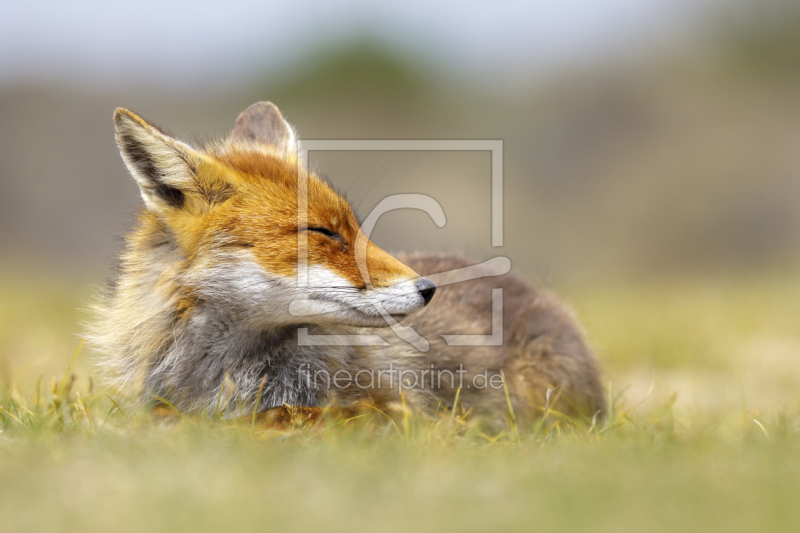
[305,227,343,243]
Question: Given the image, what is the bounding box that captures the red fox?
[89,102,605,425]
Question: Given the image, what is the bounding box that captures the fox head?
[114,102,435,329]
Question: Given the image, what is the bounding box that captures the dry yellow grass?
[1,272,799,532]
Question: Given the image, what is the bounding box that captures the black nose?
[416,278,436,306]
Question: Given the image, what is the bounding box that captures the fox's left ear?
[230,101,297,157]
[114,108,201,215]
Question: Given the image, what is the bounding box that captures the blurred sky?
[2,0,715,90]
[4,0,799,281]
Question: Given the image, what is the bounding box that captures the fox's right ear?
[114,108,200,214]
[230,101,297,157]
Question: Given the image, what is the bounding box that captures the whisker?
[355,167,393,214]
[353,152,393,213]
[236,278,363,292]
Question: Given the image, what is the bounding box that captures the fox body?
[90,102,605,422]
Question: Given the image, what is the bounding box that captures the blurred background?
[2,0,800,414]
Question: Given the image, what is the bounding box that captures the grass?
[1,273,800,532]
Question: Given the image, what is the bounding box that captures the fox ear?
[114,108,199,214]
[230,101,297,156]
